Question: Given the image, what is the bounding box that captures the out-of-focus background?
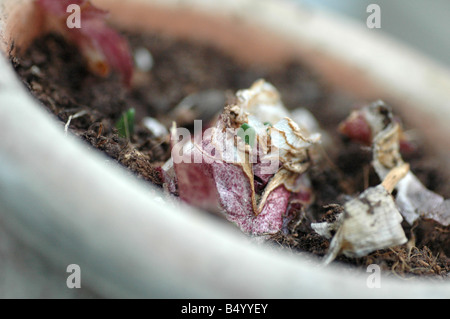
[296,0,450,68]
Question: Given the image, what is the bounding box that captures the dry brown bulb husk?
[312,164,410,265]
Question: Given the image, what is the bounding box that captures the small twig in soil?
[363,165,370,190]
[64,110,87,136]
[381,163,410,193]
[96,123,103,139]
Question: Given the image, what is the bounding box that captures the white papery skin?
[341,101,449,226]
[235,79,290,125]
[233,79,321,174]
[396,172,450,226]
[312,182,407,264]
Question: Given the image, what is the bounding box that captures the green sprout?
[237,123,256,147]
[115,107,135,140]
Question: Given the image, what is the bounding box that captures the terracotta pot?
[0,0,449,298]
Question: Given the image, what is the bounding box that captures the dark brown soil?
[11,32,449,279]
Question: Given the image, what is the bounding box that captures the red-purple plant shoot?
[338,111,372,145]
[37,0,133,86]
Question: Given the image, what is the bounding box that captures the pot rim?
[0,0,449,298]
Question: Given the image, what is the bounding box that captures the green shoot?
[116,108,135,140]
[237,123,256,147]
